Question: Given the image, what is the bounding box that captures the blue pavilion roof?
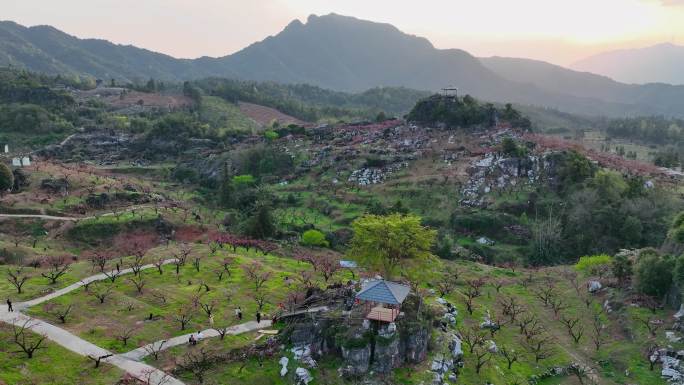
[356,280,410,305]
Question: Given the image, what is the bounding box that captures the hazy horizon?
[3,0,684,66]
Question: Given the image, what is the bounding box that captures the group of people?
[188,330,204,345]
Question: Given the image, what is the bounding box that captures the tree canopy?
[0,162,13,193]
[349,214,436,279]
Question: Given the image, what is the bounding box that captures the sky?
[3,0,684,66]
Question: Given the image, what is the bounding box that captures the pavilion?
[356,280,410,323]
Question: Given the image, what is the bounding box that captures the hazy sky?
[3,0,684,65]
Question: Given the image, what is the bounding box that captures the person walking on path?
[6,299,13,312]
[256,311,261,324]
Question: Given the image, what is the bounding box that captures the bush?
[263,130,279,141]
[301,229,329,248]
[0,163,13,193]
[575,254,613,277]
[635,250,674,298]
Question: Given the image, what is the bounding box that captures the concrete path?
[0,213,80,221]
[0,204,156,222]
[280,305,329,318]
[1,258,183,384]
[121,320,273,361]
[120,306,330,361]
[0,306,182,385]
[0,260,330,384]
[16,258,178,310]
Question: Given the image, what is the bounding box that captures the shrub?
[0,162,13,193]
[301,229,329,248]
[232,174,256,186]
[575,254,613,277]
[635,251,674,298]
[263,130,279,141]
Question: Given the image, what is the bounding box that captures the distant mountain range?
[572,43,684,85]
[2,14,684,118]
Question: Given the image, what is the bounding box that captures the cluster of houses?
[2,143,31,167]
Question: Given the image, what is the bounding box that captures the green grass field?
[0,323,123,385]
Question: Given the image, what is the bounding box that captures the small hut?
[356,280,410,323]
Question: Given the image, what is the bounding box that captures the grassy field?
[0,323,123,385]
[25,241,349,354]
[199,96,260,135]
[135,254,674,385]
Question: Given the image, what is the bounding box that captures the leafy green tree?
[389,200,409,215]
[612,253,633,286]
[620,216,643,247]
[301,229,329,248]
[245,205,276,239]
[145,78,157,92]
[635,250,674,298]
[349,214,436,279]
[557,150,595,188]
[0,163,13,195]
[670,212,684,244]
[590,170,627,202]
[673,255,684,287]
[263,130,279,141]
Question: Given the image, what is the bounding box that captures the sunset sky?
[3,0,684,65]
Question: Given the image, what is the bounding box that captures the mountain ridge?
[571,42,684,85]
[2,15,684,117]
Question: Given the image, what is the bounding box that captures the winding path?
[121,320,273,361]
[0,243,332,384]
[15,259,178,310]
[0,306,183,385]
[121,305,329,362]
[1,259,185,384]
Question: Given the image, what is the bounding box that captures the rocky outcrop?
[340,328,372,377]
[372,324,402,373]
[461,150,561,207]
[402,324,430,363]
[286,293,432,380]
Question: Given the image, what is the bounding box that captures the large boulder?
[449,334,464,361]
[294,367,313,385]
[587,281,602,293]
[279,357,289,377]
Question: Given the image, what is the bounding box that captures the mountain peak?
[283,18,304,31]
